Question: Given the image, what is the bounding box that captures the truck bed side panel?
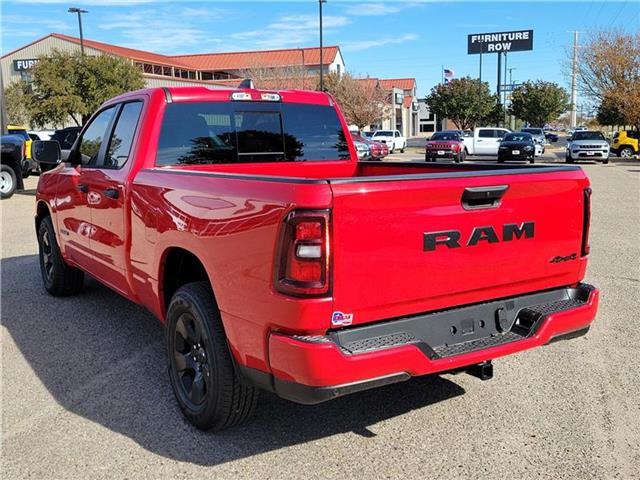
[129,169,335,370]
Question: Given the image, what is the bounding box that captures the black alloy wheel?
[172,311,211,407]
[37,216,84,296]
[41,229,54,282]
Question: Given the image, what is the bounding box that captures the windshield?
[8,129,29,141]
[521,129,543,135]
[504,133,532,142]
[430,133,460,141]
[373,131,392,137]
[572,131,605,141]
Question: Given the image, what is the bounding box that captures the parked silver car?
[566,130,610,164]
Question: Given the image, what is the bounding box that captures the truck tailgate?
[329,170,589,326]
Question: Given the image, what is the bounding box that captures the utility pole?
[508,67,516,89]
[68,7,88,57]
[318,0,326,91]
[569,31,580,128]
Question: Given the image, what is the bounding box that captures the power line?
[608,0,628,28]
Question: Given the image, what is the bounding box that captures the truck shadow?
[1,255,465,466]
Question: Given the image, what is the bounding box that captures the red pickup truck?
[33,86,599,431]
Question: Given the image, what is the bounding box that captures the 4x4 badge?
[550,253,577,263]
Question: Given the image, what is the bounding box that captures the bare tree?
[576,31,640,130]
[239,62,316,90]
[323,73,389,129]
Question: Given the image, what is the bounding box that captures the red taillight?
[275,210,330,296]
[581,187,592,256]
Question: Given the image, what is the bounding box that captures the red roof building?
[1,33,418,137]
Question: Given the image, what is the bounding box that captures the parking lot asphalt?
[2,158,639,479]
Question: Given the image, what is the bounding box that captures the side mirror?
[32,140,62,165]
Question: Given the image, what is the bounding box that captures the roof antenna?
[238,78,254,89]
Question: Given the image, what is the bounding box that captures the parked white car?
[463,127,511,156]
[371,130,406,153]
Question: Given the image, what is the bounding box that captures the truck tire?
[400,143,405,153]
[166,282,258,431]
[38,216,84,296]
[0,164,17,199]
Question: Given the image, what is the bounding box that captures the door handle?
[461,185,509,210]
[104,187,119,199]
[77,183,89,193]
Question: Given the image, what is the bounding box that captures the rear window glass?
[156,101,349,165]
[504,133,532,142]
[478,129,494,138]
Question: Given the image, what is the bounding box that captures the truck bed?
[152,159,583,183]
[136,160,589,332]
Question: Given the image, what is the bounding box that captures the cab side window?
[478,129,493,138]
[104,102,143,169]
[79,107,117,166]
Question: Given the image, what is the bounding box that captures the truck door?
[475,128,500,155]
[54,106,118,269]
[81,101,143,296]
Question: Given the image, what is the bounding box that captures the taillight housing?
[275,209,331,296]
[581,187,592,256]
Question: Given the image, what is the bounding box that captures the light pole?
[508,68,516,130]
[319,0,326,91]
[68,7,88,57]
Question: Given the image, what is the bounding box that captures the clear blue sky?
[2,0,638,102]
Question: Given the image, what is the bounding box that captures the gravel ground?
[2,159,639,479]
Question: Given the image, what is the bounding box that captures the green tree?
[3,80,31,126]
[483,97,506,126]
[425,77,497,130]
[509,81,569,127]
[596,95,627,127]
[27,50,144,127]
